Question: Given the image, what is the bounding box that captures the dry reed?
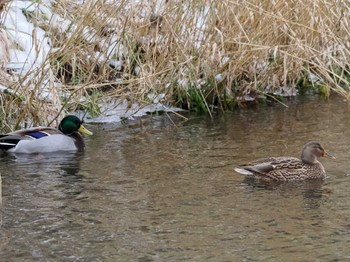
[0,0,350,129]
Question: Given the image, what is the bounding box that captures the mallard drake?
[234,141,335,181]
[0,115,93,153]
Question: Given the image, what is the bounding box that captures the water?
[1,95,350,261]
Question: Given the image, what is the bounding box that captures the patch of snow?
[134,66,141,75]
[148,93,165,104]
[50,14,72,32]
[272,86,298,96]
[177,79,188,87]
[215,74,224,82]
[108,60,123,71]
[0,84,8,92]
[77,99,184,123]
[309,73,321,83]
[4,1,51,75]
[221,56,230,65]
[2,0,184,124]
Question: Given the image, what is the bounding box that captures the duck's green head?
[59,115,93,136]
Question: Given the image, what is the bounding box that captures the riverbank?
[0,0,349,129]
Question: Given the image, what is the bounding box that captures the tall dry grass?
[1,0,350,129]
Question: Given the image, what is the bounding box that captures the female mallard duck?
[0,115,93,153]
[234,141,335,181]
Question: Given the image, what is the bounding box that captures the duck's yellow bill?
[323,151,336,159]
[79,125,93,135]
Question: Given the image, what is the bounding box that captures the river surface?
[0,95,350,261]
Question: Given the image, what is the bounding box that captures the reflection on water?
[10,152,83,176]
[1,95,350,260]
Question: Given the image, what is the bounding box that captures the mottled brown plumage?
[234,141,335,181]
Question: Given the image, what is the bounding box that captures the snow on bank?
[4,1,51,74]
[2,0,183,123]
[76,98,183,123]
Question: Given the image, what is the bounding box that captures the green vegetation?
[1,0,350,129]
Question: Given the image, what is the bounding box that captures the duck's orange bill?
[323,151,336,159]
